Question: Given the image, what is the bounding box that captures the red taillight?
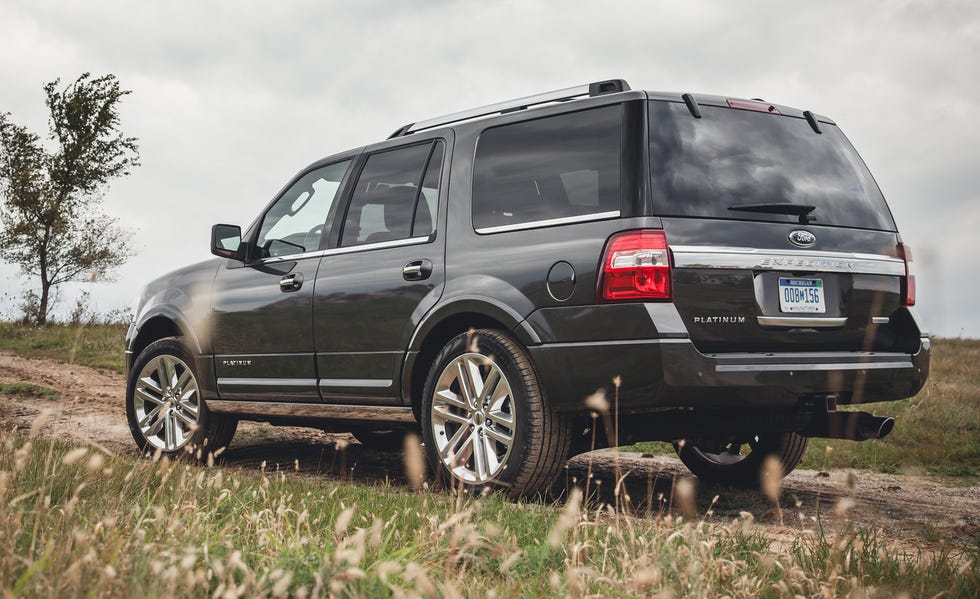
[600,230,672,301]
[897,242,915,306]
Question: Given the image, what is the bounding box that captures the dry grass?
[1,428,976,598]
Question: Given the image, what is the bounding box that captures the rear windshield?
[647,101,896,231]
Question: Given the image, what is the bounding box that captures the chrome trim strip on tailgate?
[716,361,912,373]
[207,400,416,423]
[711,351,913,373]
[671,246,905,276]
[757,316,848,328]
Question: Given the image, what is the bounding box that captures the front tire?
[675,432,808,487]
[421,329,570,498]
[126,337,237,459]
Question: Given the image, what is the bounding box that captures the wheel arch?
[401,297,539,420]
[130,309,204,361]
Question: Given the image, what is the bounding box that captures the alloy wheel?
[430,353,516,484]
[133,354,200,451]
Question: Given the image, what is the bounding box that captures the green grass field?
[0,322,127,374]
[1,436,976,598]
[2,324,979,596]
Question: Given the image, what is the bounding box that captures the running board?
[206,400,416,423]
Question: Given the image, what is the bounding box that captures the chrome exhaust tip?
[804,412,896,441]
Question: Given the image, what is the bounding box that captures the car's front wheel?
[126,337,237,459]
[421,329,570,498]
[674,432,808,487]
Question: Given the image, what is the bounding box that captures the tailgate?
[665,218,907,353]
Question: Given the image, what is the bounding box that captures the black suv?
[125,79,929,496]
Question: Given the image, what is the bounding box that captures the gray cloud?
[0,0,977,336]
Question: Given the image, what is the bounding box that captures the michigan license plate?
[778,278,826,313]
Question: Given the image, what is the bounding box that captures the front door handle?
[403,259,433,281]
[280,273,303,292]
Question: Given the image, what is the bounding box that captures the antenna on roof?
[388,79,631,139]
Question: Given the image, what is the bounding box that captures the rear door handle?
[280,273,303,292]
[403,259,433,281]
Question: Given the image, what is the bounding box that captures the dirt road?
[2,352,977,550]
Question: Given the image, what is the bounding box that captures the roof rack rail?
[388,78,630,139]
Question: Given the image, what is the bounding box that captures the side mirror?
[211,224,243,260]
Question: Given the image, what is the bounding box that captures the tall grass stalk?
[1,432,976,597]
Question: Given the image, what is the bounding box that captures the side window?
[472,105,622,232]
[414,140,444,238]
[256,160,351,259]
[341,142,437,246]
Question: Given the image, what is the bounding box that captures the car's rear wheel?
[126,337,237,459]
[674,432,808,487]
[421,329,570,498]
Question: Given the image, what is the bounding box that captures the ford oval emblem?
[788,230,816,247]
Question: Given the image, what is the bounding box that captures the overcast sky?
[0,0,978,337]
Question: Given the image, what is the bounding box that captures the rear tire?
[421,329,571,499]
[674,432,808,487]
[126,337,237,460]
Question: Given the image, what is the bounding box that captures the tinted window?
[256,160,351,258]
[341,143,434,246]
[647,101,895,230]
[472,105,623,232]
[413,140,443,238]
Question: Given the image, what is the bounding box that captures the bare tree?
[0,73,139,324]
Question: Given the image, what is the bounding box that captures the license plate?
[778,278,826,313]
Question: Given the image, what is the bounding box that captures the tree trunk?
[37,280,50,325]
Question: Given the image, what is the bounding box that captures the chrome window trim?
[670,245,905,276]
[475,211,620,235]
[256,235,433,265]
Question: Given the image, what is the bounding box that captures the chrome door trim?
[670,245,905,276]
[319,378,394,388]
[216,378,317,387]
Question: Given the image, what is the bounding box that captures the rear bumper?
[528,336,930,413]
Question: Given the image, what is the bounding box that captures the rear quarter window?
[472,105,623,232]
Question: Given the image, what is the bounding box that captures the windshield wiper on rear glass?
[728,202,816,224]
